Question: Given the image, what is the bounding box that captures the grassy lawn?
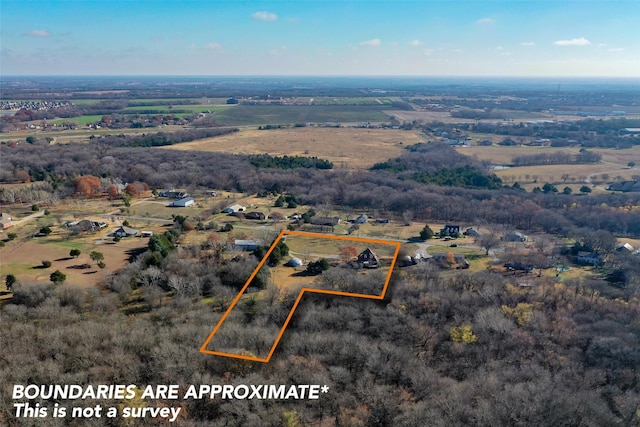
[210,105,392,126]
[50,115,104,125]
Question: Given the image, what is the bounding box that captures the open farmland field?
[121,105,229,113]
[456,145,640,187]
[210,104,392,126]
[161,127,424,169]
[386,109,553,124]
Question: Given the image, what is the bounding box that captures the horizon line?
[2,74,639,79]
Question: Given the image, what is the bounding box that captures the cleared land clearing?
[0,237,145,288]
[161,127,423,169]
[386,110,552,124]
[456,145,640,186]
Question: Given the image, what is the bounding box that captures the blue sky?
[1,0,638,76]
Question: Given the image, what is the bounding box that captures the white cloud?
[521,42,535,47]
[268,46,287,56]
[361,38,381,47]
[609,47,625,52]
[25,29,51,38]
[206,42,222,51]
[252,11,277,21]
[476,18,495,26]
[553,37,591,46]
[409,39,422,47]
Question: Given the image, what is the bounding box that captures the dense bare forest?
[2,257,639,426]
[2,142,640,238]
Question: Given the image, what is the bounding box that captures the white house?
[114,226,139,238]
[577,251,603,265]
[223,204,245,214]
[234,239,262,251]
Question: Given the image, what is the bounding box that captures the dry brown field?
[0,237,146,288]
[456,145,640,187]
[160,127,424,169]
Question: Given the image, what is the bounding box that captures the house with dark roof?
[504,231,528,242]
[311,217,341,226]
[440,224,461,237]
[244,212,266,220]
[357,248,379,268]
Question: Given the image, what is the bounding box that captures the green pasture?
[210,105,392,126]
[50,115,103,125]
[303,97,394,105]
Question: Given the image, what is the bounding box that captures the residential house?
[616,243,634,253]
[608,181,640,192]
[357,248,379,268]
[311,217,341,226]
[244,212,266,220]
[114,226,138,238]
[0,213,13,229]
[223,204,245,214]
[440,224,461,237]
[159,190,189,199]
[234,239,262,251]
[576,251,603,265]
[463,227,481,237]
[430,253,470,269]
[353,214,368,224]
[504,231,528,242]
[171,197,195,207]
[70,219,107,233]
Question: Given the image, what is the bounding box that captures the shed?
[172,197,195,207]
[0,213,12,229]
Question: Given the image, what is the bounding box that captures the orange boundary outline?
[199,230,401,362]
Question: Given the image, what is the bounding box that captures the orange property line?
[199,230,401,362]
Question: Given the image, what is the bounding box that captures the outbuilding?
[171,197,195,207]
